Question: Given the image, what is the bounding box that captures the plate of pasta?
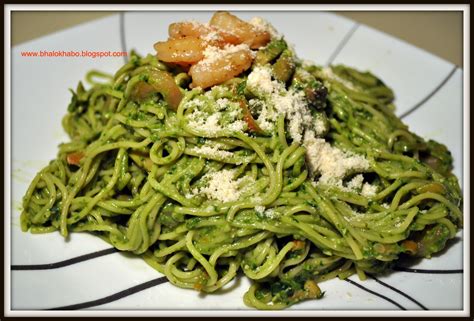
[10,11,464,313]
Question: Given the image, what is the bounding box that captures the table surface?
[11,11,463,67]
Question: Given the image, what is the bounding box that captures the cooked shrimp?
[169,22,209,39]
[155,12,272,89]
[209,11,270,49]
[168,21,238,47]
[132,70,183,110]
[154,37,206,64]
[251,31,272,49]
[147,70,183,110]
[131,82,155,101]
[189,49,253,89]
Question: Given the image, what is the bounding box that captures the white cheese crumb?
[247,65,323,143]
[186,98,246,134]
[188,111,222,136]
[255,105,276,131]
[216,98,230,110]
[189,145,233,159]
[263,208,279,219]
[255,206,265,214]
[202,30,221,43]
[249,16,281,39]
[324,173,377,197]
[247,65,275,95]
[346,174,364,191]
[314,118,327,136]
[205,86,228,98]
[200,43,253,68]
[185,20,223,44]
[361,183,377,197]
[303,132,369,185]
[227,120,247,132]
[194,170,254,203]
[196,169,239,202]
[272,89,310,143]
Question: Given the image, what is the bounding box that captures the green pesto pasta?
[21,20,462,310]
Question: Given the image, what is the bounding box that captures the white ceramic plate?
[10,11,464,313]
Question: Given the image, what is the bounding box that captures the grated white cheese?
[346,174,364,191]
[184,20,223,44]
[216,98,230,110]
[188,111,222,136]
[194,169,254,203]
[247,65,274,95]
[246,66,325,143]
[200,44,254,68]
[189,144,233,159]
[254,104,276,131]
[186,97,246,134]
[338,174,378,196]
[321,173,378,197]
[227,120,247,132]
[272,89,312,143]
[204,86,228,98]
[361,183,377,197]
[202,30,221,43]
[303,131,369,186]
[249,16,281,39]
[314,119,326,135]
[263,208,279,219]
[255,206,265,214]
